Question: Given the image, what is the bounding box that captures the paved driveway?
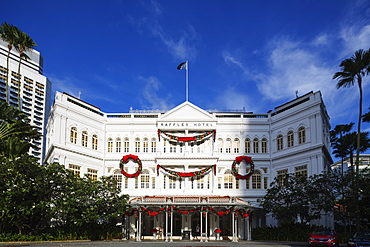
[0,240,322,247]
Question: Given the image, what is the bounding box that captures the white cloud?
[151,23,197,60]
[255,39,335,102]
[140,0,162,16]
[215,88,253,112]
[340,24,370,57]
[248,36,366,124]
[138,76,174,110]
[49,75,82,98]
[312,34,329,46]
[223,52,247,73]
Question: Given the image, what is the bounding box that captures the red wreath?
[119,154,142,178]
[232,156,254,179]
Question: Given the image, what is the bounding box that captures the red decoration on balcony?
[157,164,215,177]
[232,156,254,179]
[157,129,215,143]
[119,154,142,178]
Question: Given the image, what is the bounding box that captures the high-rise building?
[0,40,52,164]
[45,90,333,241]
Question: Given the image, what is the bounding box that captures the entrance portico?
[123,196,254,242]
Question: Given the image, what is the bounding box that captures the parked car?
[347,231,370,247]
[308,229,339,246]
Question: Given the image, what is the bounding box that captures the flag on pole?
[177,61,187,70]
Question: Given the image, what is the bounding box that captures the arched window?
[287,131,294,147]
[261,138,267,153]
[81,131,88,147]
[170,142,176,153]
[298,127,306,144]
[87,168,98,181]
[253,138,259,153]
[245,173,250,189]
[169,176,176,189]
[163,140,167,153]
[92,134,98,150]
[245,138,250,153]
[218,138,223,153]
[277,134,283,151]
[252,170,262,189]
[124,138,129,152]
[143,138,149,153]
[234,138,240,153]
[140,169,150,189]
[225,138,231,153]
[151,138,157,152]
[135,138,140,152]
[70,127,77,144]
[122,167,128,189]
[116,138,121,152]
[107,138,113,152]
[197,176,205,189]
[113,170,122,189]
[224,170,234,189]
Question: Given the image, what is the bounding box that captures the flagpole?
[186,61,189,101]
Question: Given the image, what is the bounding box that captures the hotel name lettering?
[159,122,215,128]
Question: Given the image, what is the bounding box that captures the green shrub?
[252,223,318,242]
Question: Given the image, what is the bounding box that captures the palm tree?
[0,101,40,159]
[0,22,19,103]
[333,49,370,175]
[332,131,370,171]
[330,123,354,175]
[14,29,37,109]
[333,48,370,231]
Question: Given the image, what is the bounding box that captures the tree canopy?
[0,102,129,240]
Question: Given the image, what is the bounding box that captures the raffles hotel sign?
[157,121,216,130]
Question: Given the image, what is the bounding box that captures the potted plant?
[214,228,222,240]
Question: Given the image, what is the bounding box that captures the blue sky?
[3,0,370,133]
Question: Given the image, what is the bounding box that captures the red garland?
[158,129,216,143]
[232,156,254,179]
[157,164,216,177]
[119,154,143,178]
[178,136,196,141]
[209,206,234,216]
[235,209,251,218]
[140,206,166,216]
[124,208,138,216]
[128,206,250,218]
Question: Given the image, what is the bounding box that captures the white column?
[205,210,208,242]
[170,208,173,242]
[232,211,237,242]
[136,210,142,241]
[165,206,169,242]
[247,216,251,240]
[200,211,203,242]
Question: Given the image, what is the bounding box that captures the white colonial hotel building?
[45,90,333,241]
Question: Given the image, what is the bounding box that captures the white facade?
[0,40,52,163]
[332,154,370,172]
[45,90,333,240]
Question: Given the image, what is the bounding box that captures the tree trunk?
[355,78,362,231]
[17,54,22,109]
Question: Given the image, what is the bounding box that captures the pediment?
[160,101,215,120]
[157,101,217,130]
